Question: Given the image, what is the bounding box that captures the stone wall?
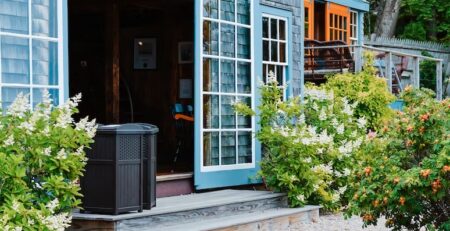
[260,0,304,97]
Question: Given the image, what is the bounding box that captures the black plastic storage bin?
[128,123,159,209]
[81,124,150,215]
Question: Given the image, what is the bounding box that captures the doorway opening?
[68,0,195,182]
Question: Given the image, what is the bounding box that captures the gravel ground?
[293,213,390,231]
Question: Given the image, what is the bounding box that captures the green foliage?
[399,0,450,43]
[235,73,368,210]
[346,88,450,230]
[0,92,97,230]
[400,22,427,41]
[420,52,438,91]
[321,52,396,129]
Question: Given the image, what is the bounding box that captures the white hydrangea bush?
[0,92,97,230]
[235,73,368,210]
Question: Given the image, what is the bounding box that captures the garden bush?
[0,92,97,230]
[235,73,367,210]
[321,52,396,129]
[345,87,449,230]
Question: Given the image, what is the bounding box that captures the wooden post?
[105,0,120,123]
[354,46,362,72]
[436,60,443,100]
[412,57,420,89]
[385,52,392,93]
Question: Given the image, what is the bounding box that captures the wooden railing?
[304,41,445,100]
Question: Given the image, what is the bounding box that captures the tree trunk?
[375,0,402,37]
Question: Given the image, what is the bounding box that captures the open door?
[325,2,350,44]
[194,0,261,190]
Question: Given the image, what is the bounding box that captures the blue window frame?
[258,5,293,98]
[0,0,68,108]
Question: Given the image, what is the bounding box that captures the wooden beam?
[385,52,392,93]
[105,0,120,123]
[436,60,443,100]
[412,57,420,89]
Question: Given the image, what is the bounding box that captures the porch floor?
[73,189,285,221]
[71,190,321,231]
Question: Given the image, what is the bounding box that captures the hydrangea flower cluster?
[235,79,368,210]
[0,91,96,230]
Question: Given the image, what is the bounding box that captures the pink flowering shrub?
[235,73,368,210]
[0,92,97,230]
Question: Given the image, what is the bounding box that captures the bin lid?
[125,123,159,134]
[97,123,159,134]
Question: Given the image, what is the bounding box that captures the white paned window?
[350,10,358,56]
[262,14,288,99]
[201,0,254,171]
[0,0,64,109]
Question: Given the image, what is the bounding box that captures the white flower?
[13,227,22,231]
[266,71,278,84]
[319,108,327,121]
[4,135,14,146]
[303,157,312,163]
[342,97,353,116]
[357,117,367,129]
[18,121,35,134]
[43,213,72,231]
[311,164,333,175]
[317,148,324,154]
[350,130,357,138]
[75,146,85,156]
[304,88,333,101]
[301,138,311,145]
[56,111,73,128]
[28,218,35,225]
[313,184,320,191]
[338,186,348,195]
[11,200,20,212]
[298,114,306,124]
[7,93,30,118]
[296,194,305,202]
[56,149,67,160]
[336,124,345,135]
[34,182,43,190]
[331,192,340,202]
[343,168,351,176]
[331,118,339,127]
[43,147,52,156]
[46,198,59,213]
[312,102,319,111]
[307,126,317,136]
[353,137,363,149]
[317,129,333,145]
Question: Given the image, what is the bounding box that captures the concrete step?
[134,206,321,231]
[71,190,297,231]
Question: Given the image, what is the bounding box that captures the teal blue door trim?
[194,0,262,190]
[63,0,69,100]
[327,0,369,11]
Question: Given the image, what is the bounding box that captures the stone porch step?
[70,190,320,231]
[135,206,320,231]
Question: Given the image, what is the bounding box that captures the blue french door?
[194,0,261,190]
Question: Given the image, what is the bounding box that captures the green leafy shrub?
[235,73,367,210]
[0,92,97,230]
[346,87,449,230]
[322,52,396,129]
